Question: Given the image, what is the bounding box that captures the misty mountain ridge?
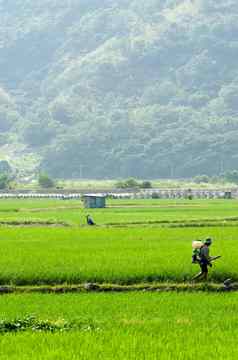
[1,0,238,179]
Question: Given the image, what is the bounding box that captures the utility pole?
[79,165,86,179]
[170,164,174,179]
[219,158,224,174]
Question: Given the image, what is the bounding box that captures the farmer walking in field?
[192,238,221,281]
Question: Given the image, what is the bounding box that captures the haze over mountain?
[1,0,238,179]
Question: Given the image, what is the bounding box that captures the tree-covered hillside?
[1,0,238,179]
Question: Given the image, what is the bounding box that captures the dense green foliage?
[115,178,152,188]
[222,170,238,183]
[0,174,11,189]
[1,0,238,178]
[38,173,55,188]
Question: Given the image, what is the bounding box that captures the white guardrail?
[0,189,237,199]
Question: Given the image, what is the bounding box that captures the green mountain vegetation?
[1,0,238,179]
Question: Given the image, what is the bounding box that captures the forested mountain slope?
[1,0,238,178]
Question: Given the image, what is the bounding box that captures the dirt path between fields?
[0,282,235,294]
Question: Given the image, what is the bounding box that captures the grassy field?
[0,292,237,359]
[0,198,236,359]
[0,199,236,284]
[0,226,235,285]
[0,198,238,226]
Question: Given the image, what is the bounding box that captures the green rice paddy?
[0,198,238,226]
[0,292,238,359]
[0,226,235,284]
[0,198,237,358]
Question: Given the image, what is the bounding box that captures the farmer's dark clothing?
[192,244,211,280]
[200,260,208,273]
[199,245,210,273]
[87,216,95,225]
[200,245,209,259]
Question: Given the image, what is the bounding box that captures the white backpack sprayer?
[192,240,221,264]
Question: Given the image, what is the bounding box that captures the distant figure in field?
[192,238,220,281]
[86,214,95,226]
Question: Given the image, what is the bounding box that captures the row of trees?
[2,158,238,190]
[0,160,55,189]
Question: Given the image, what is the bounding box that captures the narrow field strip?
[108,204,205,208]
[107,221,238,228]
[19,205,83,213]
[0,282,234,294]
[0,220,70,227]
[107,216,238,227]
[164,222,238,228]
[0,220,237,228]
